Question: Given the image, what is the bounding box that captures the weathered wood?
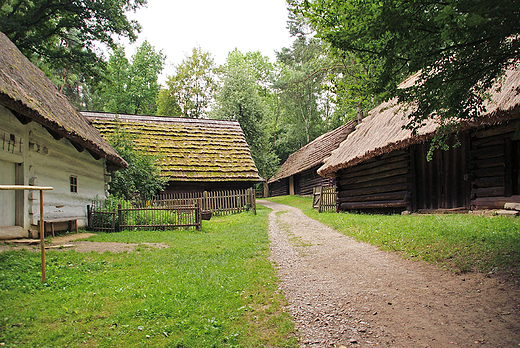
[338,174,409,191]
[338,167,409,186]
[471,195,520,210]
[472,166,505,178]
[337,183,409,198]
[342,151,409,175]
[339,200,407,210]
[473,176,504,188]
[472,186,505,198]
[342,159,410,179]
[337,190,408,203]
[470,144,504,159]
[471,121,519,139]
[473,155,505,169]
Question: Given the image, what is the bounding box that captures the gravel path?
[258,200,520,347]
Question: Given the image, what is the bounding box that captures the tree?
[212,50,279,179]
[292,0,520,134]
[98,41,165,115]
[0,0,145,79]
[107,122,168,200]
[157,47,220,118]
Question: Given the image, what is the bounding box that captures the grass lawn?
[0,205,297,347]
[267,195,520,276]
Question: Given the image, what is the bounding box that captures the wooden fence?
[88,188,256,232]
[312,186,337,213]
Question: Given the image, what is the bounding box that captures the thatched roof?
[0,32,127,170]
[319,68,520,177]
[83,112,263,183]
[268,120,357,183]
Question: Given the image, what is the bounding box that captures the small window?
[70,176,78,193]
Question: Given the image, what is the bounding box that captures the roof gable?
[0,32,126,170]
[319,68,520,177]
[268,120,356,183]
[83,112,262,182]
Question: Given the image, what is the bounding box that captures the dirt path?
[258,200,520,347]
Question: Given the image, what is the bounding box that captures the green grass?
[0,206,297,347]
[267,195,520,275]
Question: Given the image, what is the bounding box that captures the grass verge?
[0,205,297,347]
[266,195,520,276]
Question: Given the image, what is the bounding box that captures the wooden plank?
[337,190,408,203]
[338,183,409,198]
[338,167,409,186]
[339,200,407,210]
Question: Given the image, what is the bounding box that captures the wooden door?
[412,135,470,210]
[0,160,16,226]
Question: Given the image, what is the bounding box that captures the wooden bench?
[39,216,84,237]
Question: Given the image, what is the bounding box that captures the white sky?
[123,0,295,84]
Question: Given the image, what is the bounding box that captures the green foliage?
[99,41,165,115]
[269,196,520,275]
[292,0,520,134]
[212,50,279,179]
[107,123,168,200]
[0,209,297,347]
[157,47,220,118]
[0,0,145,80]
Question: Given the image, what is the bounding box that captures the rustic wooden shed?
[83,112,263,193]
[319,68,520,213]
[268,121,356,196]
[0,32,127,238]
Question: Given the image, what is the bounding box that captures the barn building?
[0,32,127,239]
[318,69,520,213]
[268,121,356,197]
[83,112,263,193]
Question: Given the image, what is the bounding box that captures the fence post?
[118,204,122,232]
[250,187,256,215]
[318,186,323,213]
[196,198,202,230]
[87,204,91,230]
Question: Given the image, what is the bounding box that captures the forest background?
[1,0,518,183]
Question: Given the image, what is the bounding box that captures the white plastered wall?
[0,105,109,238]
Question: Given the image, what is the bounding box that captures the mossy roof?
[0,32,126,170]
[83,112,263,182]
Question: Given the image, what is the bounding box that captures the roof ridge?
[82,111,240,127]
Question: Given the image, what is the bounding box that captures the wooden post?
[117,204,122,232]
[318,186,323,213]
[39,189,46,283]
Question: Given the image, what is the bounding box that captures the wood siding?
[336,150,411,212]
[298,166,334,196]
[470,119,520,209]
[269,178,289,197]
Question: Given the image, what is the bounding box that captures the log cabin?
[0,32,127,239]
[83,112,263,193]
[268,121,356,196]
[318,69,520,213]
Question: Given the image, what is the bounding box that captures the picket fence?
[88,188,256,232]
[312,186,336,213]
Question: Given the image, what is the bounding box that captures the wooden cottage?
[268,121,356,196]
[319,68,520,213]
[83,112,263,193]
[0,32,127,239]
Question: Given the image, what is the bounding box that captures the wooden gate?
[412,135,471,211]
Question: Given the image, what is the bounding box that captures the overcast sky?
[123,0,295,84]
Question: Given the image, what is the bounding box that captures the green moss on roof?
[85,114,262,182]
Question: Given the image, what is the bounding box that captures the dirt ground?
[0,232,168,253]
[258,200,520,348]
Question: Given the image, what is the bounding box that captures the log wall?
[336,150,411,212]
[269,178,289,197]
[470,119,520,209]
[298,166,334,196]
